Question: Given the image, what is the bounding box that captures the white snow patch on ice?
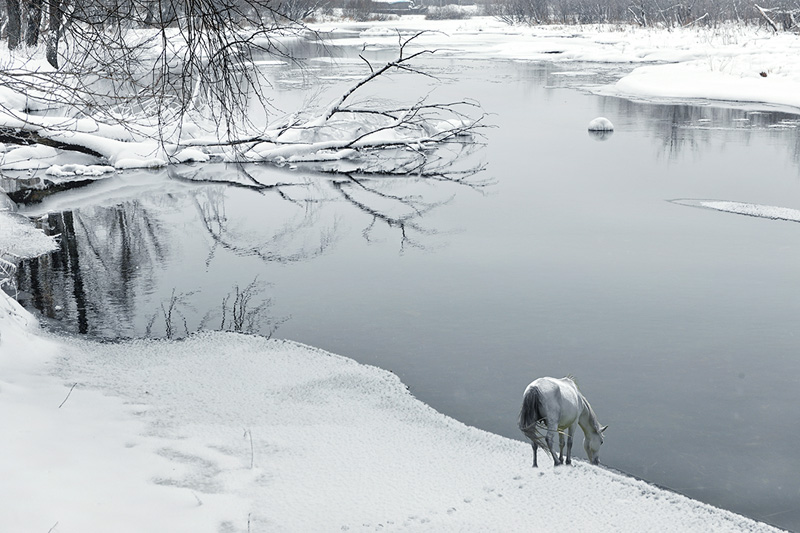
[674,199,800,222]
[0,212,58,259]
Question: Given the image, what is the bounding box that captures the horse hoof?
[566,459,572,465]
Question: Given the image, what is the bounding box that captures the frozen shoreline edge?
[0,289,786,532]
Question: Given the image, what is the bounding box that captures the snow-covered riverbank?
[4,18,800,173]
[0,284,784,532]
[312,17,800,113]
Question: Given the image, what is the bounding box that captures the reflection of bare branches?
[170,141,492,254]
[606,97,800,164]
[331,174,452,251]
[0,253,19,297]
[168,163,303,192]
[192,186,340,264]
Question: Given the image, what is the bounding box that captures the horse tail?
[518,385,550,455]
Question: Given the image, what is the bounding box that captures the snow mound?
[1,145,59,170]
[588,116,614,131]
[46,164,116,177]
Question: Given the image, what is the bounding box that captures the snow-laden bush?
[426,5,473,20]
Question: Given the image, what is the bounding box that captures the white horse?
[518,376,607,467]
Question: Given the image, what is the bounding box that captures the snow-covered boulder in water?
[588,117,614,131]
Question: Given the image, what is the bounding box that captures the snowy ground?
[0,288,784,532]
[2,16,799,533]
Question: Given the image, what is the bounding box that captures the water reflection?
[15,162,485,337]
[606,94,800,163]
[17,201,165,337]
[588,130,613,141]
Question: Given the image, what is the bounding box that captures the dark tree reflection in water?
[16,161,489,338]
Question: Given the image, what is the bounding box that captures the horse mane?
[564,376,603,431]
[580,394,602,432]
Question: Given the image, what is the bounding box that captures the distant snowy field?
[312,17,800,112]
[0,292,783,532]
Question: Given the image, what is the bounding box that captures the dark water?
[12,53,800,530]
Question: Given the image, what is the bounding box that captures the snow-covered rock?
[588,116,615,131]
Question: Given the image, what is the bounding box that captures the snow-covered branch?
[0,30,486,178]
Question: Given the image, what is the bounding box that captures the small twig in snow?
[58,383,78,409]
[244,428,255,468]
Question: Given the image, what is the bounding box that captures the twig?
[244,428,254,468]
[58,383,78,409]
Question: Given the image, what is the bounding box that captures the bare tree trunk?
[754,3,779,31]
[7,0,22,49]
[26,0,43,46]
[46,0,60,67]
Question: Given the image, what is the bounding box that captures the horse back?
[546,377,582,428]
[524,377,581,429]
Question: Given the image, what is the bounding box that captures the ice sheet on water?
[671,198,800,223]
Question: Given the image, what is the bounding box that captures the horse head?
[584,424,607,465]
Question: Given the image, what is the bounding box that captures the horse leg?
[546,423,562,466]
[531,442,538,468]
[565,424,576,465]
[558,432,566,464]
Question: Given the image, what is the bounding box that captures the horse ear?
[600,425,608,433]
